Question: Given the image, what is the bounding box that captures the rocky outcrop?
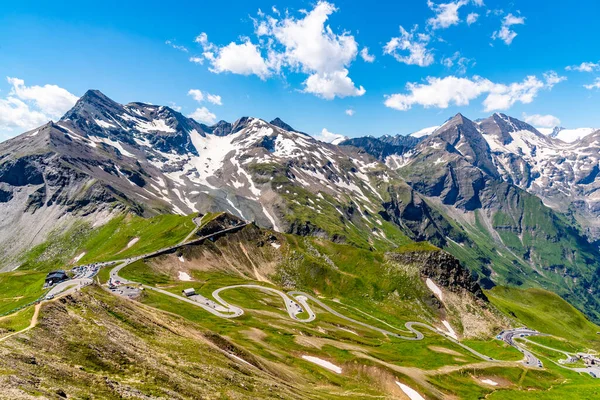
[340,136,418,160]
[386,249,487,301]
[196,212,245,237]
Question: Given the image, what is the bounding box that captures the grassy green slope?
[18,213,196,272]
[487,286,600,349]
[0,271,46,314]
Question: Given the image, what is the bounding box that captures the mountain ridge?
[2,90,600,325]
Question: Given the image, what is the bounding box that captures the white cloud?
[187,89,204,102]
[193,2,365,100]
[168,102,182,112]
[384,25,434,67]
[188,89,223,106]
[584,78,600,90]
[566,61,600,72]
[188,107,217,124]
[0,77,78,136]
[427,1,467,30]
[206,93,222,105]
[360,47,375,63]
[266,2,359,75]
[194,32,209,46]
[345,108,355,116]
[8,77,78,119]
[384,71,564,112]
[0,97,48,135]
[314,128,346,143]
[543,71,566,86]
[203,39,272,80]
[441,51,473,74]
[492,13,525,45]
[385,76,490,111]
[189,57,204,64]
[522,113,561,128]
[303,69,366,100]
[165,40,188,53]
[466,12,479,25]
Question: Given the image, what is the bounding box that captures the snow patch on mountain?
[410,126,439,138]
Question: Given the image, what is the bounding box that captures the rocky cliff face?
[387,249,487,301]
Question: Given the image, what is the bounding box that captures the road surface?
[110,261,496,362]
[498,328,543,368]
[518,336,600,378]
[9,217,593,376]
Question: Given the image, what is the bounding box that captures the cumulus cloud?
[303,69,365,100]
[202,38,272,80]
[522,113,561,128]
[187,89,204,102]
[206,93,222,105]
[492,13,525,45]
[188,107,217,124]
[345,108,355,116]
[427,0,467,30]
[466,12,479,25]
[566,62,600,72]
[314,128,346,143]
[384,71,564,112]
[0,77,78,137]
[189,56,204,64]
[188,89,223,106]
[193,2,365,100]
[360,47,375,62]
[584,78,600,90]
[384,25,434,67]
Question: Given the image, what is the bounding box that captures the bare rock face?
[196,212,245,237]
[387,249,487,301]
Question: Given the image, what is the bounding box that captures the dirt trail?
[0,303,41,343]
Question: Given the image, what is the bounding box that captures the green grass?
[78,213,196,263]
[487,286,600,349]
[118,260,171,286]
[96,265,112,285]
[461,339,524,361]
[487,361,600,399]
[526,335,585,353]
[18,213,197,272]
[392,241,440,253]
[0,271,46,314]
[0,306,35,333]
[428,366,563,399]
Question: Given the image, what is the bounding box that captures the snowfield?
[395,382,425,400]
[301,356,342,374]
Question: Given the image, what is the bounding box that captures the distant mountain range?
[1,90,599,323]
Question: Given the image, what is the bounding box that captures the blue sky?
[1,0,600,141]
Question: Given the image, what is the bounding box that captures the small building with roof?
[45,270,68,287]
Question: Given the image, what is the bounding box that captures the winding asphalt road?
[110,261,496,362]
[498,328,544,368]
[24,218,575,371]
[46,222,250,301]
